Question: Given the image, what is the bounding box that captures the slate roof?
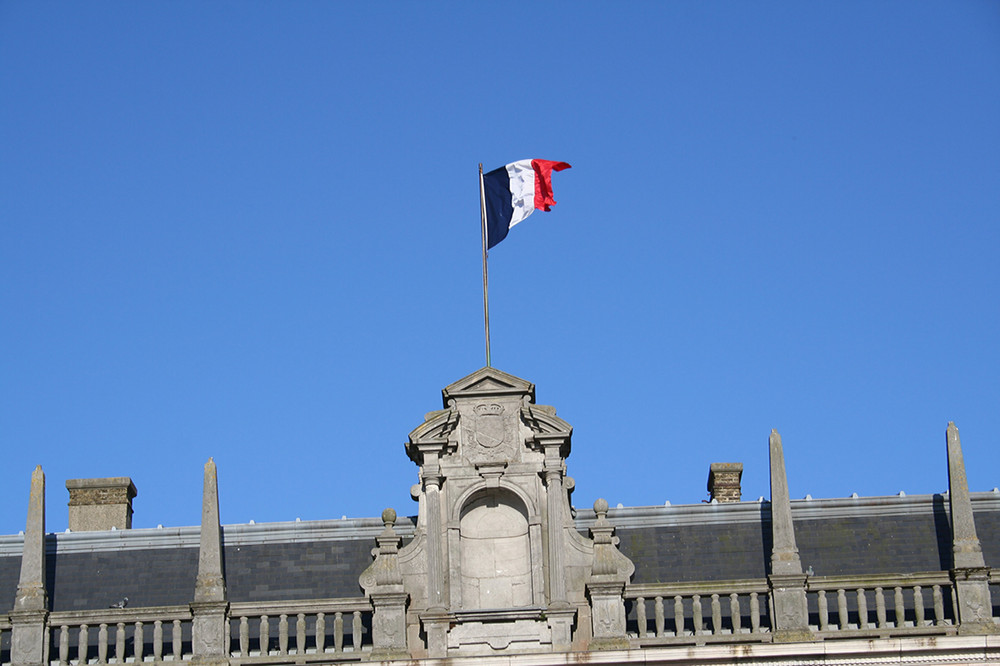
[0,493,997,612]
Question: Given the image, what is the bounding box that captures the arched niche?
[459,488,533,609]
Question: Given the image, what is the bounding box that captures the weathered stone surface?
[707,462,743,503]
[194,459,226,604]
[66,477,137,532]
[587,499,634,649]
[398,368,633,655]
[360,508,409,659]
[191,459,229,663]
[946,423,998,635]
[12,466,48,666]
[767,431,810,638]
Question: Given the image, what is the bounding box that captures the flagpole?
[479,163,491,367]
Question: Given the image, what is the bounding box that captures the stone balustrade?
[46,606,193,665]
[806,572,957,636]
[624,570,990,648]
[0,616,10,665]
[228,599,372,663]
[626,580,771,644]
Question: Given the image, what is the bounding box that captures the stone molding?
[66,478,137,506]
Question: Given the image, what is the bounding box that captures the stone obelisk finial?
[11,466,50,666]
[767,430,810,641]
[769,430,803,576]
[191,458,229,665]
[194,457,226,603]
[946,422,985,568]
[945,423,997,635]
[14,466,47,612]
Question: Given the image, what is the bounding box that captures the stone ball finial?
[381,507,397,527]
[594,498,609,517]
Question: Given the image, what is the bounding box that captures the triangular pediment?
[441,367,535,406]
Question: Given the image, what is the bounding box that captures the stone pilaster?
[362,509,410,660]
[11,466,49,666]
[191,459,229,666]
[767,430,811,642]
[945,423,997,635]
[542,439,569,608]
[420,449,446,611]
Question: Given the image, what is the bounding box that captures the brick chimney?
[66,477,137,531]
[707,463,742,503]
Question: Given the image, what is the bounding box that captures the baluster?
[296,614,306,655]
[115,623,126,664]
[729,593,741,633]
[351,611,362,651]
[98,624,108,664]
[894,587,905,628]
[59,625,70,666]
[932,585,944,625]
[710,594,721,634]
[334,612,344,652]
[875,587,886,629]
[79,624,90,665]
[817,590,829,631]
[171,620,182,661]
[278,614,288,655]
[856,589,868,629]
[239,617,249,657]
[837,589,848,630]
[260,616,270,657]
[153,621,163,661]
[636,597,647,638]
[750,592,760,633]
[913,586,925,627]
[316,612,326,653]
[951,585,959,625]
[134,622,144,662]
[654,596,665,637]
[692,595,703,635]
[673,596,684,636]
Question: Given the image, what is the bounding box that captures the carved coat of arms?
[463,403,514,462]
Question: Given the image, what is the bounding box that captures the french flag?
[483,159,571,249]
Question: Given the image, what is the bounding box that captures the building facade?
[1,368,998,665]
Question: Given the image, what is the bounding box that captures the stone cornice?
[574,491,1000,530]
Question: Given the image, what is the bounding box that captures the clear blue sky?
[2,2,998,535]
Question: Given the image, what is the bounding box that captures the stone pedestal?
[953,568,997,635]
[768,573,812,643]
[587,581,630,650]
[369,592,409,659]
[10,609,48,666]
[190,601,229,665]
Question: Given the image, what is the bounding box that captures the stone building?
[0,367,998,666]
